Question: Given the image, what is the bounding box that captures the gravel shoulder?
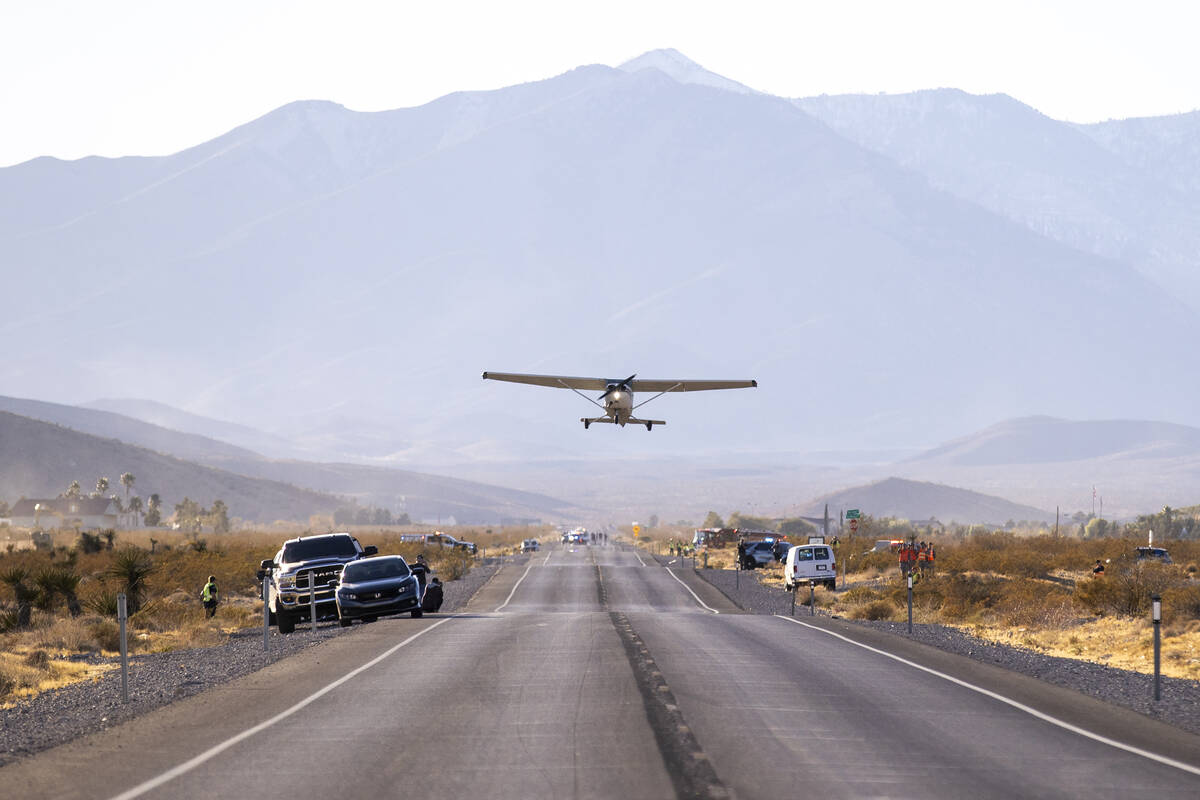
[0,556,505,766]
[664,555,1200,737]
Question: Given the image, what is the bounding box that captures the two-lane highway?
[4,543,1199,799]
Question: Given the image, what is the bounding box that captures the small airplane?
[481,371,757,430]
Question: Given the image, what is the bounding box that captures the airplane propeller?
[599,373,637,400]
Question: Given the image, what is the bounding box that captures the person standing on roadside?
[1092,559,1105,576]
[201,575,219,618]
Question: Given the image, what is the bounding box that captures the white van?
[784,543,837,591]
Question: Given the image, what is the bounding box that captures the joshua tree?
[32,567,84,616]
[120,472,135,500]
[144,494,161,527]
[0,567,36,628]
[105,547,154,614]
[49,568,84,616]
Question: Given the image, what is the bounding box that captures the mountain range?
[0,399,580,524]
[4,49,1200,520]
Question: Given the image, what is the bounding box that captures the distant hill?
[800,477,1053,525]
[214,458,580,525]
[905,416,1200,466]
[82,397,302,460]
[0,411,339,523]
[0,395,263,464]
[0,406,580,524]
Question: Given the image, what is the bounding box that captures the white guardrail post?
[310,569,318,633]
[262,573,271,652]
[117,593,129,703]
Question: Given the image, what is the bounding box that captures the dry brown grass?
[0,524,516,699]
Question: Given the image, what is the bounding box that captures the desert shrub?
[88,619,121,652]
[1162,584,1200,625]
[841,586,881,604]
[994,579,1074,627]
[131,596,196,632]
[1075,563,1188,617]
[24,649,49,669]
[75,532,104,554]
[0,669,14,698]
[932,574,1002,621]
[851,550,896,574]
[30,617,95,651]
[852,599,896,620]
[174,621,226,650]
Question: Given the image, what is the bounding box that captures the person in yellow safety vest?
[201,575,219,618]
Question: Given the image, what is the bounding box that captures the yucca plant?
[47,567,84,617]
[105,547,154,614]
[0,566,36,628]
[33,568,58,611]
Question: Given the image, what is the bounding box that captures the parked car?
[396,531,477,554]
[784,543,837,591]
[1135,546,1173,564]
[741,541,776,569]
[335,555,424,625]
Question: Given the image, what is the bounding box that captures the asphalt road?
[4,544,1200,799]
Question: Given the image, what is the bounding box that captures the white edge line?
[633,549,646,567]
[773,614,1200,778]
[494,561,535,612]
[543,550,552,565]
[664,567,719,614]
[109,616,457,800]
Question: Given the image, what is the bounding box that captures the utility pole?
[1054,506,1060,538]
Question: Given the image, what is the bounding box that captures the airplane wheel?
[646,422,653,430]
[584,421,590,429]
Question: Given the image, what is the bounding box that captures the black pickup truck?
[260,533,377,633]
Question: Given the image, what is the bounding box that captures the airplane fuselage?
[603,387,633,425]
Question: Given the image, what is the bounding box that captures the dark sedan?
[335,556,423,625]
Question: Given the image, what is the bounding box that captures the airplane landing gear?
[645,422,653,430]
[583,420,590,429]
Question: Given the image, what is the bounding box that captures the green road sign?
[846,509,861,519]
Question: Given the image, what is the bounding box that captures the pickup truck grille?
[295,566,343,590]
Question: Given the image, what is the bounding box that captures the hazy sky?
[3,0,1197,167]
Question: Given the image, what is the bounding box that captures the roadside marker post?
[809,580,816,617]
[262,575,270,653]
[790,583,797,616]
[309,570,317,633]
[907,574,914,634]
[117,593,129,703]
[1152,594,1162,701]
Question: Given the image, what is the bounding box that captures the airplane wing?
[630,379,757,392]
[482,372,757,392]
[481,372,611,391]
